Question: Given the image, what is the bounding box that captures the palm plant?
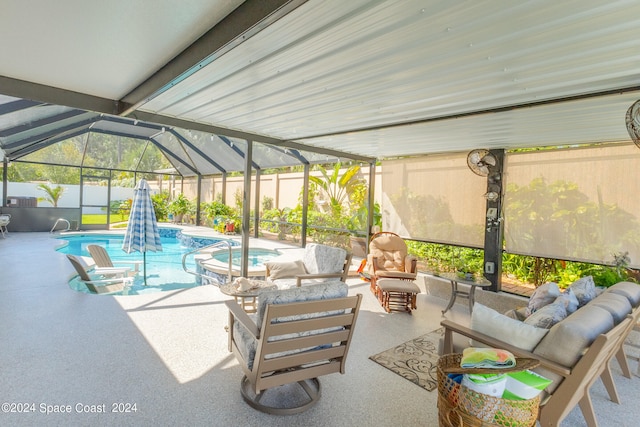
[36,183,65,207]
[309,163,365,218]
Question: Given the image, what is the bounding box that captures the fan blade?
[482,154,497,166]
[469,151,481,164]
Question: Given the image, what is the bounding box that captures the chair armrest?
[404,255,418,273]
[94,267,131,276]
[113,260,143,271]
[295,272,344,286]
[440,319,571,377]
[225,300,259,338]
[367,254,378,272]
[85,276,133,286]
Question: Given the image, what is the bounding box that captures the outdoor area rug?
[369,327,444,392]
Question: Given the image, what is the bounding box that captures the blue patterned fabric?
[122,179,162,254]
[302,244,347,275]
[233,281,349,370]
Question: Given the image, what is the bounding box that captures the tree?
[308,163,366,218]
[36,183,65,207]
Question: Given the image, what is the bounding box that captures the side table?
[219,280,277,313]
[436,272,491,315]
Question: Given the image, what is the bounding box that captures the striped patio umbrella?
[122,179,162,285]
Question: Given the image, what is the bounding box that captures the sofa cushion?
[589,291,632,324]
[471,303,548,351]
[606,281,640,307]
[256,280,348,329]
[525,282,561,317]
[265,259,307,280]
[554,288,579,314]
[504,307,527,321]
[533,305,614,367]
[524,301,567,329]
[302,243,347,275]
[569,276,598,307]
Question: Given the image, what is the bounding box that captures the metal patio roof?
[1,0,639,174]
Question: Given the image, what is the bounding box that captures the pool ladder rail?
[50,218,71,233]
[182,240,234,285]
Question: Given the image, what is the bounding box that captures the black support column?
[483,149,505,292]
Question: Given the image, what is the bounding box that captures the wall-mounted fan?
[467,149,496,177]
[626,99,640,149]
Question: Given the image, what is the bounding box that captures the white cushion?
[524,300,567,329]
[471,303,548,351]
[265,260,307,280]
[525,282,560,317]
[554,288,579,314]
[569,276,598,307]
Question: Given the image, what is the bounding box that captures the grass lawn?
[82,214,129,225]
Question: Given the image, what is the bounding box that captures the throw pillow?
[554,288,579,314]
[265,260,307,280]
[569,276,598,307]
[525,282,561,317]
[471,303,548,351]
[524,300,567,329]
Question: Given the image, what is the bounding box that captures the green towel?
[461,347,516,369]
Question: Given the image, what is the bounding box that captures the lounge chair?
[226,281,362,414]
[87,244,142,275]
[0,214,10,238]
[66,254,133,294]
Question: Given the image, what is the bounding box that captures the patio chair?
[226,280,362,414]
[367,231,417,297]
[66,254,133,294]
[264,243,352,289]
[0,214,10,238]
[87,244,142,275]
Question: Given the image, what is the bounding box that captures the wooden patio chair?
[367,231,417,298]
[87,244,142,274]
[66,254,133,294]
[265,243,352,289]
[226,281,362,414]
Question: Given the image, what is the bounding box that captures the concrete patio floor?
[0,230,638,426]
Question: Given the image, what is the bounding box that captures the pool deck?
[1,229,639,426]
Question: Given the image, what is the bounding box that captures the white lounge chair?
[0,214,10,238]
[66,254,133,294]
[87,244,142,275]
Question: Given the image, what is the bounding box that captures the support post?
[301,163,310,247]
[196,174,202,226]
[483,149,505,292]
[241,141,253,277]
[254,169,261,238]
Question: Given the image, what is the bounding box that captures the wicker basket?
[437,354,540,427]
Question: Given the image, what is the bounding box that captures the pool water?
[57,232,233,295]
[210,248,281,267]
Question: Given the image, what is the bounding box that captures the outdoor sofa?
[440,279,640,427]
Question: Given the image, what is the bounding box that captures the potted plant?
[168,193,191,223]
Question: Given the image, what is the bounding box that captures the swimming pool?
[197,247,282,285]
[56,229,236,295]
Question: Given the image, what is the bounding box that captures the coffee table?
[219,279,277,313]
[436,272,491,315]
